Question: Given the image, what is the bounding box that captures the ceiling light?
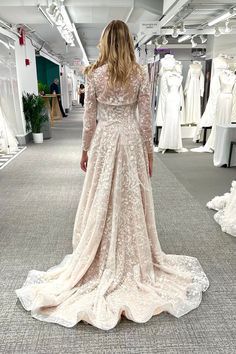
[172,27,179,38]
[199,35,207,43]
[179,22,186,34]
[191,37,197,48]
[162,36,168,45]
[214,26,222,37]
[37,5,54,26]
[178,34,191,43]
[72,23,89,65]
[208,8,236,26]
[224,19,232,33]
[46,2,58,16]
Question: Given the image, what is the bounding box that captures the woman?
[78,83,85,107]
[15,20,209,330]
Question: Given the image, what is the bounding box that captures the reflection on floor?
[0,146,26,170]
[0,107,235,354]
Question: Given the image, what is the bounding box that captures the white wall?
[15,37,38,95]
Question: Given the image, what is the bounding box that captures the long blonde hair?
[84,20,140,86]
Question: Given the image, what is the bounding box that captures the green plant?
[38,82,50,94]
[22,93,48,134]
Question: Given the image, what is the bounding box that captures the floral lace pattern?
[15,64,209,330]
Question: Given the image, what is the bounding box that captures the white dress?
[0,105,18,153]
[193,55,229,142]
[184,63,204,125]
[207,181,236,237]
[158,73,184,151]
[156,55,176,127]
[203,71,236,151]
[15,65,209,330]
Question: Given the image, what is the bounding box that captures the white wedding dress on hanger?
[202,70,236,152]
[184,62,204,125]
[15,65,208,330]
[193,54,229,143]
[157,73,186,152]
[207,181,236,237]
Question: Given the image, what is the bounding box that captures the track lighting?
[171,27,179,38]
[162,36,168,45]
[46,2,58,16]
[224,19,232,33]
[199,35,207,44]
[179,22,186,34]
[191,37,197,48]
[178,34,191,43]
[37,5,54,26]
[208,8,236,26]
[214,26,222,37]
[43,1,75,46]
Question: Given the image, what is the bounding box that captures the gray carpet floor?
[0,107,235,354]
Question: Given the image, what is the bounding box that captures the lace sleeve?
[81,73,97,151]
[138,67,153,155]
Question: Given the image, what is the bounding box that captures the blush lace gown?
[15,65,209,330]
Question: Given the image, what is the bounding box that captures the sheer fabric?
[207,181,236,237]
[15,64,209,330]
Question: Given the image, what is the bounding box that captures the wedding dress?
[0,105,18,154]
[202,70,236,152]
[15,65,209,330]
[207,181,236,237]
[193,54,229,143]
[184,62,204,125]
[157,73,186,152]
[156,54,176,127]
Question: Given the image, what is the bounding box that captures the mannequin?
[184,61,204,125]
[193,54,229,143]
[156,71,187,153]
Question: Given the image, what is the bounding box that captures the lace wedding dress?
[207,181,236,237]
[15,65,209,330]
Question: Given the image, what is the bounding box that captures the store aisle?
[0,108,235,354]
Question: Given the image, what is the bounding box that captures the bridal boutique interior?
[0,0,236,353]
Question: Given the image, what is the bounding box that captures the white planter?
[32,133,43,144]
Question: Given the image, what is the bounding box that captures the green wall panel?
[36,56,60,92]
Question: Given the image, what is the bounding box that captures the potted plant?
[22,93,48,143]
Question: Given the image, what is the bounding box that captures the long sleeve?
[138,67,153,155]
[81,73,97,151]
[184,69,191,95]
[200,70,204,97]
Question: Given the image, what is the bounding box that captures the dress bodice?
[213,56,229,76]
[91,64,143,106]
[167,74,183,93]
[160,55,176,73]
[189,64,202,78]
[219,72,236,93]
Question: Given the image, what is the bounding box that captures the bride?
[16,20,209,330]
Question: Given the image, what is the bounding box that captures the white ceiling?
[0,0,162,66]
[0,0,235,66]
